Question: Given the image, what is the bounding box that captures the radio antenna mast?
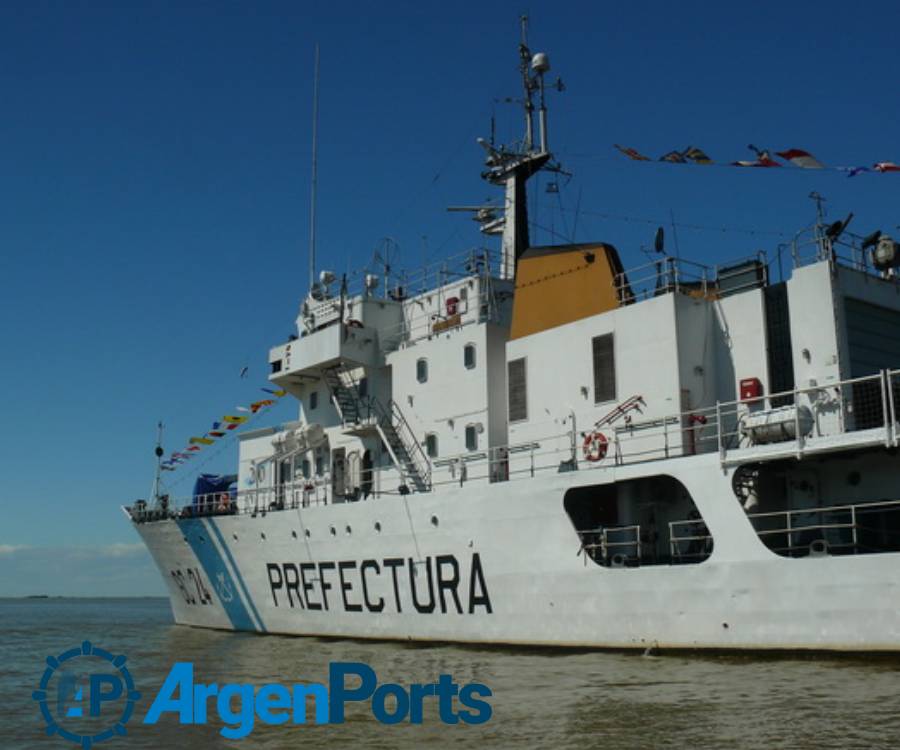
[308,44,320,290]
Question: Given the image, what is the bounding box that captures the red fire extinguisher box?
[739,377,763,401]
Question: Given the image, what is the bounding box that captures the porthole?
[330,526,337,537]
[430,515,439,528]
[260,532,266,540]
[374,521,382,533]
[305,529,311,538]
[291,530,298,539]
[232,534,238,541]
[345,525,352,536]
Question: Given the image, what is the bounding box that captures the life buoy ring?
[582,431,608,462]
[346,319,364,328]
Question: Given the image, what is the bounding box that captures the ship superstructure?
[128,22,900,650]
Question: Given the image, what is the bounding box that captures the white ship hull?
[133,453,900,651]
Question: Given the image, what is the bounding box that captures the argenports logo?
[145,661,492,738]
[35,644,492,743]
[32,641,141,747]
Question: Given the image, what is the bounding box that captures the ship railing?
[790,226,900,281]
[426,370,898,491]
[128,482,333,523]
[378,280,501,352]
[744,498,900,557]
[668,519,714,563]
[615,252,767,305]
[576,525,642,566]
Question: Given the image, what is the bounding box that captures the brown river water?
[2,597,899,749]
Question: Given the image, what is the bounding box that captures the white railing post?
[880,369,891,447]
[715,401,724,461]
[794,390,803,459]
[851,505,858,552]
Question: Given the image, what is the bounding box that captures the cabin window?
[309,390,319,410]
[592,334,616,403]
[416,358,428,383]
[301,459,311,479]
[425,433,438,458]
[464,343,476,370]
[508,357,527,422]
[358,376,368,398]
[465,425,478,451]
[315,453,324,476]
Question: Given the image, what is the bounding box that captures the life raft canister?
[582,431,608,462]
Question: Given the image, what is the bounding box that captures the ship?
[128,20,900,651]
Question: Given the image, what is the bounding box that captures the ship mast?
[479,16,558,280]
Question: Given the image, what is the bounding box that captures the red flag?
[776,149,824,169]
[614,144,651,161]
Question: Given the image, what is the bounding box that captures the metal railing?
[746,498,900,557]
[615,252,768,305]
[577,525,642,566]
[131,370,900,523]
[669,518,714,562]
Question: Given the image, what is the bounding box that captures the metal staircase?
[322,365,431,493]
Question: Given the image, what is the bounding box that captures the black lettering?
[435,555,462,614]
[318,562,335,611]
[338,561,362,612]
[300,563,320,610]
[360,559,385,612]
[468,553,492,614]
[283,563,304,609]
[409,557,435,613]
[266,564,284,607]
[383,558,404,613]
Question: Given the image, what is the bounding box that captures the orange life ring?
[582,431,608,462]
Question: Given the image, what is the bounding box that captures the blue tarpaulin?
[192,474,238,507]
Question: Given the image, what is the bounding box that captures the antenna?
[151,421,164,506]
[308,44,320,291]
[519,15,535,151]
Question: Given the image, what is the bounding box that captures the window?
[309,390,319,410]
[315,455,324,476]
[301,459,311,479]
[508,358,527,422]
[465,425,477,451]
[463,343,476,370]
[592,334,616,403]
[358,376,368,398]
[425,433,438,458]
[416,358,428,383]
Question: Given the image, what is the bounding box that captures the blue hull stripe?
[176,518,256,631]
[204,517,267,633]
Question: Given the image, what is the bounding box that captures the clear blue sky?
[0,0,897,595]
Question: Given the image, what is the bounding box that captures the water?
[3,597,900,749]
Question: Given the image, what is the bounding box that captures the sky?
[0,0,898,595]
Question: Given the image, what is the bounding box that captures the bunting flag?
[162,385,287,471]
[613,142,897,176]
[659,150,687,163]
[684,146,713,164]
[776,148,824,169]
[615,144,651,161]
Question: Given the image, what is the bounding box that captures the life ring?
[582,431,608,462]
[346,319,364,328]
